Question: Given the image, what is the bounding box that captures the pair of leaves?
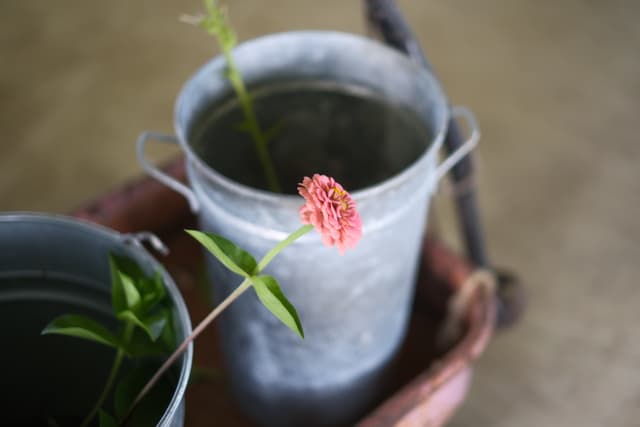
[110,255,176,354]
[117,310,165,342]
[110,255,170,341]
[42,254,176,357]
[187,230,304,338]
[126,311,176,358]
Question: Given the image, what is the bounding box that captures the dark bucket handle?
[364,0,525,328]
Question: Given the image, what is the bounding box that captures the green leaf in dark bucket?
[42,253,177,427]
[157,306,177,350]
[186,229,257,276]
[42,314,122,350]
[110,255,143,313]
[108,253,175,344]
[139,271,167,311]
[116,309,167,342]
[98,410,117,427]
[125,328,174,359]
[114,362,174,426]
[251,275,304,338]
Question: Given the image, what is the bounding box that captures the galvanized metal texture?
[0,213,193,427]
[72,163,495,427]
[139,30,456,427]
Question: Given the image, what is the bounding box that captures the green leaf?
[186,229,257,277]
[117,310,167,342]
[124,334,167,358]
[98,410,117,427]
[150,271,166,302]
[138,272,164,309]
[114,362,174,425]
[119,271,141,309]
[41,314,121,350]
[124,323,175,358]
[158,306,177,350]
[142,310,169,342]
[251,275,304,338]
[109,254,142,313]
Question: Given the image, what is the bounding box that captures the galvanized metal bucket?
[0,213,193,426]
[137,31,478,427]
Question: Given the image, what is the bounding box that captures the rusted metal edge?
[357,243,496,426]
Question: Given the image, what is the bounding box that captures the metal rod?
[364,0,490,268]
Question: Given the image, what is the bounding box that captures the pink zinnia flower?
[298,174,362,254]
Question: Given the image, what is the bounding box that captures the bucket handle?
[136,131,200,212]
[435,106,480,181]
[121,231,170,256]
[137,108,477,211]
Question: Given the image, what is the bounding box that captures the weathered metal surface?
[136,30,460,427]
[73,161,495,427]
[0,213,192,427]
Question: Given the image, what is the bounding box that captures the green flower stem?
[225,61,282,193]
[122,224,313,423]
[80,321,135,427]
[256,224,313,272]
[121,277,252,424]
[199,0,282,193]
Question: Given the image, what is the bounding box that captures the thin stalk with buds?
[182,0,282,193]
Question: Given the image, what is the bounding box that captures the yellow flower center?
[332,187,349,211]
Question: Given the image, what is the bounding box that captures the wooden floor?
[1,1,639,426]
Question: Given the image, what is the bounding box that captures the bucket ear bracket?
[434,106,480,182]
[136,131,201,213]
[122,232,170,256]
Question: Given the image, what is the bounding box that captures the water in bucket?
[190,80,433,193]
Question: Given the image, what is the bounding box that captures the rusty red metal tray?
[72,158,494,427]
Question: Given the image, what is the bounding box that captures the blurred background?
[1,0,639,426]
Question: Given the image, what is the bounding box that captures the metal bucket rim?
[0,212,193,426]
[173,30,449,205]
